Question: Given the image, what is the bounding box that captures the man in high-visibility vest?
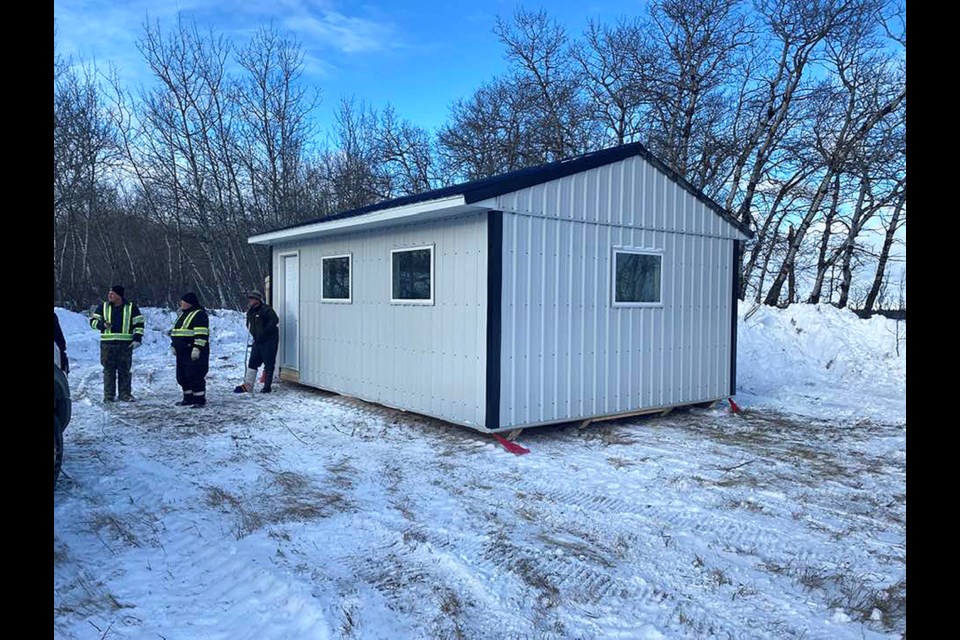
[90,285,145,402]
[170,292,210,407]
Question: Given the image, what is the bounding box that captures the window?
[613,249,662,305]
[391,245,433,304]
[321,254,351,302]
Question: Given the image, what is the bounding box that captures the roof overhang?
[248,195,487,245]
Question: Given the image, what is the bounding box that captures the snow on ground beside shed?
[737,303,905,425]
[54,305,905,639]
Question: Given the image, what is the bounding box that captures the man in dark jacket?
[90,285,145,402]
[170,292,210,407]
[54,312,69,374]
[234,290,279,393]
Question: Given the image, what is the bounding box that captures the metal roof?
[257,141,753,240]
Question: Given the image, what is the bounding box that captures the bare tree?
[572,19,652,146]
[375,105,437,194]
[641,0,753,190]
[54,51,118,307]
[494,8,597,161]
[322,97,392,211]
[438,77,539,181]
[763,2,904,306]
[236,24,319,231]
[862,185,905,316]
[53,3,906,313]
[727,0,879,227]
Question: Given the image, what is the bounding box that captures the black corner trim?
[730,240,740,397]
[486,211,503,430]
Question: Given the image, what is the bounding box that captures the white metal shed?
[249,142,753,432]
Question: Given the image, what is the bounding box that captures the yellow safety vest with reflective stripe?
[171,309,210,348]
[91,302,144,342]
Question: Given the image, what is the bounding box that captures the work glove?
[130,341,141,350]
[191,347,201,361]
[60,351,69,374]
[96,319,106,331]
[170,346,177,356]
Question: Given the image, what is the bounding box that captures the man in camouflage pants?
[91,285,145,402]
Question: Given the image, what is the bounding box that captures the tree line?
[54,0,905,313]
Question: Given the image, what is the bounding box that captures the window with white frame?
[613,249,662,305]
[321,254,351,302]
[391,246,433,303]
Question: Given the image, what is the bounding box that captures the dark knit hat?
[247,290,264,302]
[181,292,200,307]
[110,284,125,298]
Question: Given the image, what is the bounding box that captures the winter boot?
[191,393,207,408]
[261,379,272,393]
[176,392,194,406]
[234,367,258,393]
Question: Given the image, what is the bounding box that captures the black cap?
[110,285,125,298]
[247,290,264,302]
[181,292,200,307]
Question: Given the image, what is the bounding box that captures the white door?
[281,254,299,369]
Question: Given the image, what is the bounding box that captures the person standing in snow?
[171,292,210,407]
[90,285,145,402]
[234,291,279,394]
[54,312,69,374]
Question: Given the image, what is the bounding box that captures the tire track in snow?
[55,400,335,640]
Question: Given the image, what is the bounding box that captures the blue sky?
[54,0,647,135]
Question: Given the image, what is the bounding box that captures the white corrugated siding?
[492,155,740,240]
[497,155,735,429]
[274,212,488,427]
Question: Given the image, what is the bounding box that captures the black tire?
[54,415,63,490]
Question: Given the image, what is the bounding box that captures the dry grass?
[434,587,467,640]
[514,556,560,606]
[758,560,906,633]
[578,424,641,446]
[606,455,650,469]
[724,498,765,513]
[401,526,428,545]
[709,568,733,588]
[339,603,358,638]
[90,512,141,548]
[825,575,906,632]
[205,486,264,538]
[53,573,130,625]
[205,472,352,539]
[325,458,356,489]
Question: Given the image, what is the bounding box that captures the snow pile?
[737,303,905,424]
[55,306,248,362]
[55,306,101,362]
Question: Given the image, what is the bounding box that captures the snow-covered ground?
[53,304,905,639]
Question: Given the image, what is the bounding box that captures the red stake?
[493,434,530,455]
[728,397,742,414]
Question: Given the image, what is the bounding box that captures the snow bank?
[55,306,248,363]
[737,303,905,424]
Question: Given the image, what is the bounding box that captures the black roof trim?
[264,141,753,238]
